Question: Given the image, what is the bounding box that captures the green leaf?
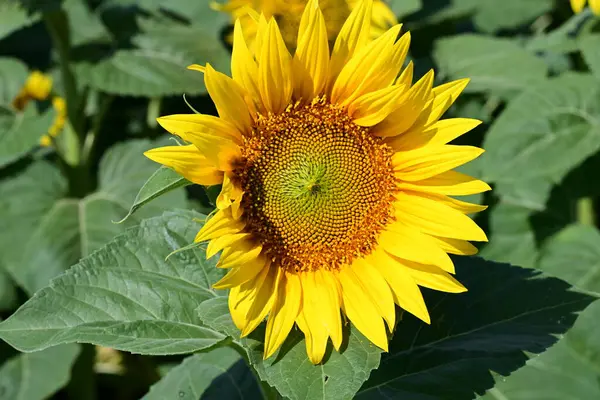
[0,266,17,312]
[0,344,80,400]
[196,297,382,400]
[0,105,55,168]
[433,34,548,96]
[76,7,230,97]
[119,166,191,223]
[0,1,39,41]
[142,347,261,400]
[472,0,553,33]
[0,139,187,294]
[0,57,28,105]
[389,0,422,18]
[581,35,600,78]
[481,74,600,193]
[356,257,597,399]
[481,225,600,399]
[0,210,228,355]
[64,0,112,46]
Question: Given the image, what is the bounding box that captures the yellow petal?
[213,254,268,289]
[571,0,587,13]
[156,114,241,144]
[206,232,250,258]
[264,271,302,359]
[218,239,263,269]
[241,263,278,336]
[205,63,252,135]
[370,250,430,324]
[232,19,263,113]
[187,64,205,73]
[258,19,293,114]
[293,0,329,101]
[387,118,482,151]
[392,145,484,182]
[194,208,244,243]
[374,70,434,137]
[295,309,329,365]
[398,259,467,293]
[425,78,470,125]
[328,0,373,89]
[591,0,600,15]
[397,170,491,196]
[393,192,488,241]
[430,236,479,256]
[350,258,396,329]
[332,24,402,106]
[414,191,488,214]
[337,268,388,351]
[144,145,223,186]
[302,270,343,350]
[217,173,244,210]
[396,61,414,87]
[379,223,455,273]
[350,83,407,127]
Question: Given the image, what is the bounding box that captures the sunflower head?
[215,0,397,48]
[146,0,490,364]
[571,0,600,15]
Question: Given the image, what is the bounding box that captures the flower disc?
[237,98,395,272]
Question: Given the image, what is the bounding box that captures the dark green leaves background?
[0,0,600,399]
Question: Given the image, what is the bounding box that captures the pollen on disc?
[234,97,396,272]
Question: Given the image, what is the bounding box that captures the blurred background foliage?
[0,0,599,399]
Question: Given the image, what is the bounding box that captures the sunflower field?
[0,0,599,399]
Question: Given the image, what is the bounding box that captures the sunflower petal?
[430,236,479,256]
[258,19,293,114]
[350,259,396,329]
[264,271,302,359]
[397,170,491,196]
[394,192,488,241]
[213,253,267,289]
[218,240,263,269]
[157,114,241,143]
[388,118,482,151]
[425,78,470,125]
[393,145,484,181]
[194,208,244,243]
[371,250,430,324]
[232,19,263,113]
[206,232,249,258]
[328,0,373,88]
[337,268,388,351]
[205,64,252,135]
[144,145,223,186]
[351,83,407,127]
[296,309,329,365]
[241,263,278,336]
[400,259,467,293]
[293,0,329,101]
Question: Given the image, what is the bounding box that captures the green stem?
[82,93,113,166]
[577,197,595,226]
[44,11,82,139]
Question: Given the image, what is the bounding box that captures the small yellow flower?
[215,0,397,48]
[571,0,600,14]
[12,71,53,110]
[40,96,67,147]
[146,0,489,364]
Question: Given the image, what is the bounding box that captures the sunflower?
[214,0,397,48]
[146,0,490,364]
[571,0,600,14]
[11,70,53,110]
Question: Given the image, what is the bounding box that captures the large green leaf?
[482,73,600,196]
[119,166,191,223]
[0,105,55,168]
[0,139,187,294]
[0,210,226,354]
[481,225,600,399]
[142,347,261,400]
[0,57,28,105]
[389,0,422,18]
[196,297,383,400]
[76,5,230,97]
[0,344,80,400]
[356,257,596,399]
[581,35,600,78]
[0,1,39,41]
[472,0,553,33]
[433,34,548,96]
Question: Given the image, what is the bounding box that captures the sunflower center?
[235,98,396,272]
[274,0,351,47]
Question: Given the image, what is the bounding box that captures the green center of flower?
[236,98,396,272]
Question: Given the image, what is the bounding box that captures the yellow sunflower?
[571,0,600,14]
[11,70,53,111]
[215,0,397,48]
[146,0,490,364]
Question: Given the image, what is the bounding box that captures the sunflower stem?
[577,197,595,226]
